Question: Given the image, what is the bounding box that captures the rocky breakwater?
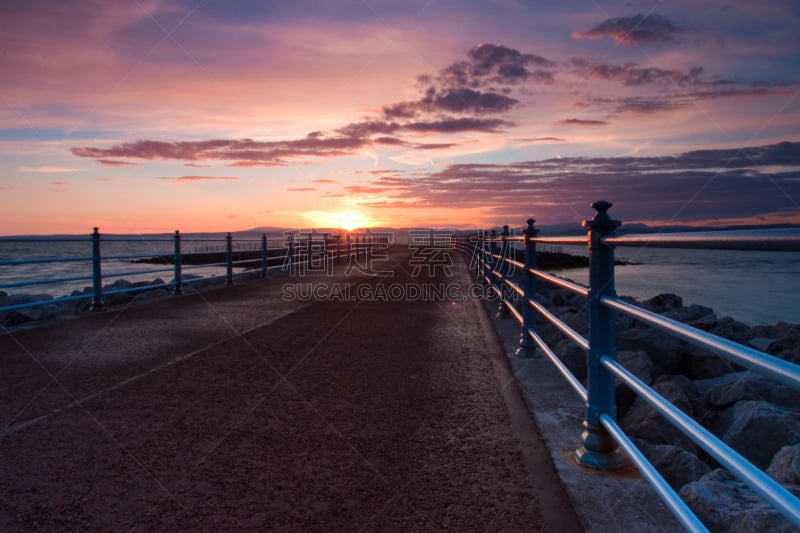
[533,285,800,532]
[0,274,232,328]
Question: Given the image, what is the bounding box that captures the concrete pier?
[0,247,581,531]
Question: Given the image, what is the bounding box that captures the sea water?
[546,228,800,326]
[1,230,798,326]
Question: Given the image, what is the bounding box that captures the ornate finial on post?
[582,200,621,235]
[524,218,539,238]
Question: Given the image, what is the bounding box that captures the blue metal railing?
[0,229,381,317]
[454,201,800,532]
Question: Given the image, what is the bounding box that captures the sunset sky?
[1,0,799,235]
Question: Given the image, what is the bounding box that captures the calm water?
[546,229,800,326]
[1,230,798,326]
[0,235,270,299]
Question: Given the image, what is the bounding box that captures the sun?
[298,209,376,231]
[336,211,370,231]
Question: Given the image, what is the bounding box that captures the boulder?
[766,443,800,485]
[695,371,800,412]
[643,293,683,313]
[663,303,715,324]
[619,375,698,452]
[683,345,735,380]
[616,328,685,377]
[632,439,711,490]
[615,350,653,417]
[553,338,587,383]
[680,468,799,532]
[710,400,800,470]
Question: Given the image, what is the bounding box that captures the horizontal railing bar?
[530,268,590,297]
[503,278,524,298]
[528,299,590,351]
[601,296,800,390]
[603,233,800,252]
[102,253,175,261]
[0,274,95,290]
[504,299,523,324]
[600,355,800,528]
[504,258,524,270]
[533,236,586,245]
[598,413,709,533]
[527,329,587,401]
[0,256,93,266]
[103,267,175,278]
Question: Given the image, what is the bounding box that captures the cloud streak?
[347,141,800,224]
[572,14,684,45]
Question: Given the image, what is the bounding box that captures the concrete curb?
[481,298,685,532]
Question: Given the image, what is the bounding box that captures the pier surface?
[0,247,581,531]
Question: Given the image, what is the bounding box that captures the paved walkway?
[0,247,581,531]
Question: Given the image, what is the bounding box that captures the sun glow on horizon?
[298,210,378,231]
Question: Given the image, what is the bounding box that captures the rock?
[687,312,719,332]
[710,400,800,470]
[663,303,715,324]
[767,444,800,485]
[632,439,711,490]
[680,468,799,532]
[131,288,171,303]
[617,350,653,384]
[643,293,683,313]
[619,375,698,452]
[747,337,775,352]
[616,328,685,377]
[615,351,653,417]
[695,371,800,412]
[104,279,133,291]
[709,316,751,344]
[777,346,800,365]
[683,345,735,379]
[769,334,800,357]
[553,338,587,383]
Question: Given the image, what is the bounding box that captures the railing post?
[173,230,183,296]
[516,218,540,357]
[226,232,234,285]
[576,200,625,470]
[90,227,104,311]
[496,225,510,318]
[486,229,497,289]
[261,233,268,278]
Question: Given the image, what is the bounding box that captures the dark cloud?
[382,88,518,119]
[404,118,512,133]
[73,135,369,166]
[570,58,797,115]
[557,118,607,126]
[381,43,552,121]
[347,141,800,224]
[96,159,138,166]
[572,14,683,45]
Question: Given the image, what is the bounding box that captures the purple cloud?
[348,141,800,224]
[572,14,683,46]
